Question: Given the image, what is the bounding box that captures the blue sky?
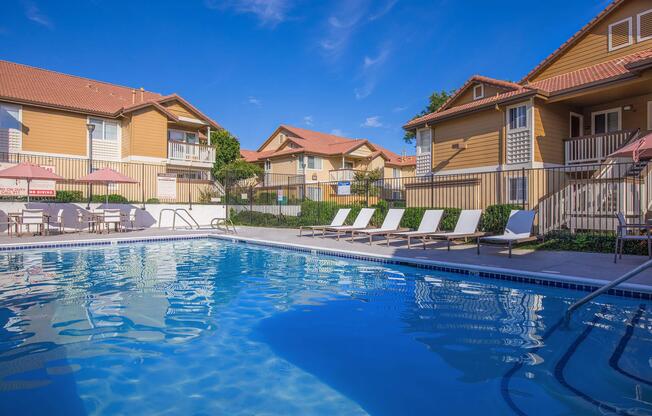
[1,0,611,154]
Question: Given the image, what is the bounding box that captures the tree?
[216,159,263,186]
[211,129,241,177]
[351,168,383,196]
[403,90,453,143]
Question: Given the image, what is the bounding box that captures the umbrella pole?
[106,182,109,205]
[26,179,30,204]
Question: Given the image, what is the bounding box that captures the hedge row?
[230,201,522,234]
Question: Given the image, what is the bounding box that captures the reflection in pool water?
[0,239,650,415]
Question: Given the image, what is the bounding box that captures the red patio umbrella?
[609,131,652,161]
[0,162,64,202]
[76,168,138,204]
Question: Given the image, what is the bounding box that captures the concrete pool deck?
[0,226,651,290]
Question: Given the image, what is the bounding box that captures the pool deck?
[0,226,651,290]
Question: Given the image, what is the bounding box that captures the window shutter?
[639,10,652,42]
[609,18,632,51]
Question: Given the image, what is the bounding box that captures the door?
[569,113,583,138]
[591,108,621,134]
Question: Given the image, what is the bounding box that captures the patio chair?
[385,209,444,248]
[49,208,65,234]
[77,209,97,233]
[299,208,351,237]
[426,209,484,251]
[21,209,45,236]
[614,212,652,263]
[477,210,537,258]
[124,208,137,231]
[322,208,375,241]
[102,209,122,233]
[350,208,405,245]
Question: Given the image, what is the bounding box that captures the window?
[508,105,528,130]
[473,84,484,100]
[637,9,652,42]
[306,155,322,170]
[168,169,210,181]
[344,161,354,169]
[306,186,322,201]
[591,108,621,134]
[264,159,271,171]
[608,17,633,51]
[416,128,431,155]
[89,117,119,141]
[168,130,198,144]
[508,177,528,203]
[392,168,400,178]
[0,104,20,130]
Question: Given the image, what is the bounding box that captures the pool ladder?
[158,208,200,230]
[565,258,652,321]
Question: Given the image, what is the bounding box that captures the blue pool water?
[0,239,650,415]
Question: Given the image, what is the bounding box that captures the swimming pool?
[0,238,650,415]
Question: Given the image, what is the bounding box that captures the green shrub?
[55,190,83,202]
[400,207,461,231]
[91,194,129,203]
[479,204,522,234]
[528,230,648,255]
[371,200,389,227]
[146,198,160,204]
[230,209,301,228]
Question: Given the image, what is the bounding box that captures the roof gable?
[438,75,522,112]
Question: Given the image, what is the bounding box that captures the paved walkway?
[0,226,650,289]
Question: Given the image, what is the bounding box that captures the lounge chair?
[614,212,651,263]
[350,208,405,245]
[477,210,537,258]
[323,208,375,241]
[299,208,351,237]
[426,209,484,250]
[385,209,444,248]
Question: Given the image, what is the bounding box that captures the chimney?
[131,89,136,104]
[140,87,144,102]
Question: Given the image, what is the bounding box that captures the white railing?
[167,141,215,164]
[564,130,635,165]
[329,169,359,182]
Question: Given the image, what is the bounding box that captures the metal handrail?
[157,209,177,228]
[174,208,200,229]
[565,258,652,321]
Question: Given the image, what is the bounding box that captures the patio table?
[8,212,51,236]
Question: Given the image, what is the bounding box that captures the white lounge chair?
[386,209,444,248]
[299,208,351,237]
[477,210,537,258]
[614,212,652,263]
[427,209,485,250]
[350,208,406,245]
[323,208,375,241]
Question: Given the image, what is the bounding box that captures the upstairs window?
[0,104,20,130]
[638,9,652,42]
[416,128,432,155]
[168,130,198,144]
[306,155,322,170]
[473,84,484,100]
[608,17,633,51]
[592,108,621,134]
[264,159,271,171]
[508,105,528,130]
[89,118,119,141]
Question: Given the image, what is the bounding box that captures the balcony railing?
[329,169,362,182]
[168,141,215,164]
[564,130,636,165]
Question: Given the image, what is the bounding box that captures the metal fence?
[0,152,221,205]
[225,161,652,235]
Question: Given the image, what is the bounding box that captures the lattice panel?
[506,131,531,164]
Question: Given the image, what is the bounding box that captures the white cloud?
[361,116,384,128]
[368,0,399,21]
[330,128,346,136]
[23,1,53,29]
[303,115,314,126]
[247,96,262,107]
[355,45,391,99]
[319,0,368,58]
[205,0,293,27]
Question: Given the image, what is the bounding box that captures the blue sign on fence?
[337,181,351,196]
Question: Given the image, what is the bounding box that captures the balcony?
[329,169,361,182]
[564,130,636,165]
[167,141,215,166]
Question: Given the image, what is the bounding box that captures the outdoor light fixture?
[623,105,633,111]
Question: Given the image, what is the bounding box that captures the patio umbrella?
[76,168,138,204]
[0,162,64,202]
[609,131,652,161]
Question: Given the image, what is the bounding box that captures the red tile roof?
[242,126,415,165]
[404,48,652,130]
[0,60,221,128]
